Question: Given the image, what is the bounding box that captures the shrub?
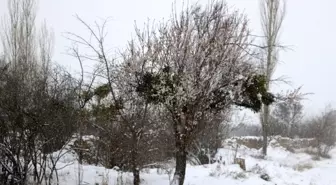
[294,163,313,172]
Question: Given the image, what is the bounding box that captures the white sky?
[0,0,335,117]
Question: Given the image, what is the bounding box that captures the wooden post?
[234,158,246,171]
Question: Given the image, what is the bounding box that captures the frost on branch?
[126,2,276,185]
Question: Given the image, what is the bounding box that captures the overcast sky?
[0,0,335,117]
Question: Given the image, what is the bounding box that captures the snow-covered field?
[54,136,336,185]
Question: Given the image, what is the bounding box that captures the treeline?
[233,97,336,158]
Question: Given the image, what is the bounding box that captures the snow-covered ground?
[54,136,336,185]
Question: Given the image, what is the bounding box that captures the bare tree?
[259,0,286,155]
[1,0,38,67]
[67,46,98,185]
[0,1,78,184]
[65,2,274,185]
[270,88,304,137]
[65,16,154,185]
[132,2,274,185]
[307,106,336,158]
[189,110,232,165]
[0,0,40,184]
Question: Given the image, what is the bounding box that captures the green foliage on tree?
[94,84,110,99]
[136,69,274,113]
[237,74,275,112]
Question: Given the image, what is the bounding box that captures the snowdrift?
[49,136,336,185]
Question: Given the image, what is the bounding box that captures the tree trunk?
[172,138,187,185]
[287,123,292,138]
[262,123,267,156]
[262,105,269,156]
[131,133,140,185]
[132,166,140,185]
[32,149,38,183]
[260,0,286,156]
